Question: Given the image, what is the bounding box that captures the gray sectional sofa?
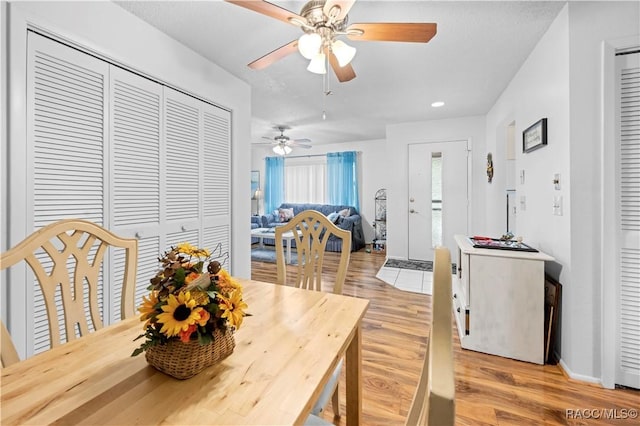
[253,203,365,252]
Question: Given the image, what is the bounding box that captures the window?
[284,156,327,203]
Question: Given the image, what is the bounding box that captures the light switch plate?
[553,195,563,216]
[520,195,526,211]
[520,170,525,185]
[554,173,561,190]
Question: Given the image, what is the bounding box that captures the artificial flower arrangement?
[132,242,248,357]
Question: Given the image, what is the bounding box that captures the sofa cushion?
[278,207,294,222]
[338,208,350,218]
[327,211,340,224]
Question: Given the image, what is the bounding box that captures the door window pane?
[432,153,442,247]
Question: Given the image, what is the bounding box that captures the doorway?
[407,141,468,261]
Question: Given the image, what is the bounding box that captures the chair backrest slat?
[275,210,351,295]
[0,219,138,357]
[0,320,20,368]
[405,246,455,425]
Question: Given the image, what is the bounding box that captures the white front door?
[408,141,468,261]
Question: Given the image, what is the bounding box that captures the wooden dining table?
[1,279,369,425]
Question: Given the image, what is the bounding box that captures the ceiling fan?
[225,0,437,82]
[255,125,312,155]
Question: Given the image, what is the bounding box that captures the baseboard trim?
[558,356,602,387]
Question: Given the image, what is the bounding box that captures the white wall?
[486,7,571,261]
[2,1,252,279]
[386,116,486,260]
[486,1,572,368]
[251,139,387,243]
[566,1,639,382]
[485,1,640,383]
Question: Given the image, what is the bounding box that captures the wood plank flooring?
[250,248,639,425]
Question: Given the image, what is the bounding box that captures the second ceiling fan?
[256,126,312,155]
[225,0,437,82]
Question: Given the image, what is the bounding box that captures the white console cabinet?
[453,235,554,364]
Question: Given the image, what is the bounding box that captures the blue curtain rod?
[264,151,362,160]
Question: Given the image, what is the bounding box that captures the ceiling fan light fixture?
[298,33,322,59]
[273,144,292,156]
[307,52,327,74]
[331,39,356,67]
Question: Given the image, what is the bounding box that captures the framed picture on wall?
[523,118,547,153]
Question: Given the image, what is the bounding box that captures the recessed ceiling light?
[431,101,445,108]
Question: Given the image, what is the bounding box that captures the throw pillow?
[338,208,351,218]
[278,207,295,222]
[327,211,340,224]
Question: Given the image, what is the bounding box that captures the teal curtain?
[264,156,284,214]
[327,151,359,210]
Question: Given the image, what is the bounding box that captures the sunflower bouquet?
[132,242,247,358]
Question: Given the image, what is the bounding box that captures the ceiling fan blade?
[293,144,312,149]
[225,0,305,26]
[327,50,356,82]
[323,0,356,22]
[248,39,299,70]
[347,23,437,43]
[292,138,312,144]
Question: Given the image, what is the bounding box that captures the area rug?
[383,258,457,274]
[250,247,298,265]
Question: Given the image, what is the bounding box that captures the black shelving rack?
[373,188,386,251]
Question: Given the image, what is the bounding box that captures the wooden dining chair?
[275,209,352,419]
[405,246,456,425]
[1,320,20,368]
[0,219,138,350]
[276,209,351,295]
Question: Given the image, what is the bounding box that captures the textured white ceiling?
[115,0,566,147]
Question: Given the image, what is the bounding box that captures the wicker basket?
[145,328,235,379]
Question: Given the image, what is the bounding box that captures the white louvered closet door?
[202,104,232,268]
[617,52,640,389]
[27,33,109,354]
[162,88,231,263]
[21,32,233,357]
[109,66,163,316]
[164,88,201,247]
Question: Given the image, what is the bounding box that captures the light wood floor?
[250,248,639,425]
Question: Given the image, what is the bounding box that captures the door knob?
[181,226,187,232]
[409,197,415,202]
[410,209,419,213]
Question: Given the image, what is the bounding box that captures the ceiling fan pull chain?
[322,61,328,120]
[321,53,334,120]
[322,90,327,120]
